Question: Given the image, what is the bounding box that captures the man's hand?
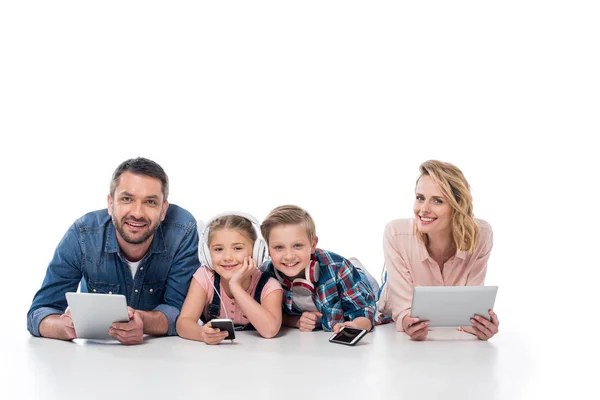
[59,309,77,340]
[109,307,144,345]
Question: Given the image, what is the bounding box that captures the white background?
[0,1,598,398]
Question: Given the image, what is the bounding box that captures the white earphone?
[198,211,268,270]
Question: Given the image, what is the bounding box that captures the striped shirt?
[260,248,376,332]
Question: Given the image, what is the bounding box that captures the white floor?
[0,322,590,400]
[1,2,598,399]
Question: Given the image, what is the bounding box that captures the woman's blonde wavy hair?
[415,160,479,254]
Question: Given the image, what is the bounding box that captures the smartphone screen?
[329,327,367,346]
[210,319,235,340]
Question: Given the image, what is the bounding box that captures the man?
[27,157,200,344]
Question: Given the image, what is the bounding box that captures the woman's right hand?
[402,315,430,341]
[201,322,229,345]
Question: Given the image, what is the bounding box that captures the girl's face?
[413,175,453,237]
[209,228,253,280]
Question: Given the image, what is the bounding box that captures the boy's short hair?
[261,205,316,245]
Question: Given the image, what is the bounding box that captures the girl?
[176,213,283,344]
[378,160,500,341]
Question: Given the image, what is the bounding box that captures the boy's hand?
[297,311,322,332]
[332,320,360,334]
[201,322,229,345]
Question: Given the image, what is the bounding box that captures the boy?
[259,205,377,333]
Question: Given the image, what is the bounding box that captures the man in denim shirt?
[27,157,200,344]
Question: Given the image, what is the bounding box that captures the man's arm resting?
[137,309,169,336]
[38,314,75,340]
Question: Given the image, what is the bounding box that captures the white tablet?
[410,286,498,327]
[65,292,130,339]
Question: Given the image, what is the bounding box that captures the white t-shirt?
[292,291,322,326]
[127,260,141,279]
[292,292,319,313]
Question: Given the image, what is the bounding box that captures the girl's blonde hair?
[207,215,257,245]
[415,160,479,254]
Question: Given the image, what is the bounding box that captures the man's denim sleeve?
[27,224,83,336]
[156,222,200,336]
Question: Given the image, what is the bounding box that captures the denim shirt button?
[140,266,144,271]
[149,288,153,293]
[92,289,97,292]
[108,291,112,294]
[135,289,139,293]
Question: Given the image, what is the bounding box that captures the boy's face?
[268,224,318,280]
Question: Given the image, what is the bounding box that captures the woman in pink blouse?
[378,160,500,341]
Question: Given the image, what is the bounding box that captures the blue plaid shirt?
[259,248,376,331]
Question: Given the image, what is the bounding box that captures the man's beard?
[113,216,159,245]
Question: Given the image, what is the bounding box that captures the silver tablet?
[65,292,130,339]
[410,286,498,327]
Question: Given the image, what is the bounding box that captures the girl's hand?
[201,322,229,345]
[229,256,256,290]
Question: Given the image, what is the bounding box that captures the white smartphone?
[329,326,367,346]
[210,318,235,340]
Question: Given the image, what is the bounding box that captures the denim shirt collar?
[104,222,168,256]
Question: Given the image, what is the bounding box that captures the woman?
[378,160,500,341]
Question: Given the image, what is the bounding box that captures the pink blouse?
[193,267,282,326]
[378,218,493,332]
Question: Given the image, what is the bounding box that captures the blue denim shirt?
[27,204,200,337]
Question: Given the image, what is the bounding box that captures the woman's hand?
[458,310,499,340]
[402,315,430,341]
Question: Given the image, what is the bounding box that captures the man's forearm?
[137,310,169,336]
[39,315,72,340]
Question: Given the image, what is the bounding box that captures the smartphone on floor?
[329,326,367,346]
